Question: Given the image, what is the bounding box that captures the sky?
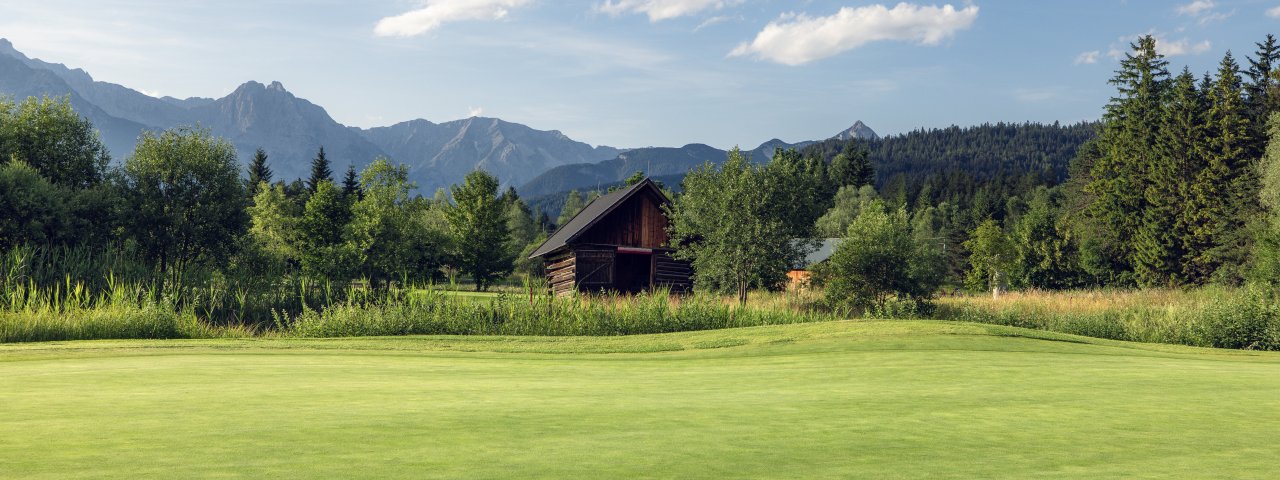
[2,0,1279,149]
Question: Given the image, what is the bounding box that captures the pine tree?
[341,164,361,200]
[1084,35,1169,285]
[246,148,272,191]
[307,146,333,194]
[1134,69,1201,287]
[1185,52,1254,283]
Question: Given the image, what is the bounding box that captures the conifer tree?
[1246,35,1280,124]
[246,148,272,191]
[1084,35,1169,285]
[1185,52,1254,283]
[341,164,361,200]
[306,146,333,194]
[1134,69,1201,287]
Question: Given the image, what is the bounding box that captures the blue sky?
[2,1,1279,149]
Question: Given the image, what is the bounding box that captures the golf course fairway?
[2,320,1278,479]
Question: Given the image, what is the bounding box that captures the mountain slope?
[190,81,387,181]
[0,53,148,159]
[517,122,877,199]
[361,117,624,191]
[0,38,623,189]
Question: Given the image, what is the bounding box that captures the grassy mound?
[3,321,1278,478]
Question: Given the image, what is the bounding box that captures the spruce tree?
[341,164,361,200]
[307,146,333,194]
[1135,69,1201,287]
[1185,52,1254,283]
[246,148,272,191]
[1085,35,1169,285]
[1246,34,1280,123]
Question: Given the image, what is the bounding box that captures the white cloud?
[1175,0,1214,16]
[596,0,741,21]
[468,106,485,117]
[374,0,531,37]
[693,15,734,32]
[1268,6,1280,18]
[1174,1,1232,24]
[729,3,979,66]
[1158,37,1212,56]
[1106,33,1212,59]
[1074,50,1099,65]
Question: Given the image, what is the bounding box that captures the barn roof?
[528,178,670,259]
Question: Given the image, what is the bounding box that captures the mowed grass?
[2,321,1279,479]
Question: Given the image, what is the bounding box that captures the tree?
[1082,35,1169,286]
[446,170,513,290]
[0,160,68,248]
[1185,52,1254,284]
[246,148,272,192]
[1134,69,1201,287]
[964,219,1015,298]
[119,127,248,285]
[817,200,942,311]
[307,146,333,194]
[557,189,585,227]
[1252,112,1280,284]
[348,158,434,288]
[1011,187,1080,289]
[0,95,110,188]
[829,143,874,188]
[666,148,802,304]
[298,180,356,280]
[815,185,880,237]
[341,164,361,200]
[762,148,829,237]
[246,182,300,276]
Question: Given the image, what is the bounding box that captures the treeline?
[0,94,556,320]
[667,34,1280,311]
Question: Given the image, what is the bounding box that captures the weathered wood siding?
[546,251,576,296]
[653,251,691,292]
[576,191,669,249]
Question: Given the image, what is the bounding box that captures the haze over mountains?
[0,38,875,193]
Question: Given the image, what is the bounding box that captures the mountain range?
[0,38,875,193]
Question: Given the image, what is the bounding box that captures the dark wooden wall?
[575,191,669,249]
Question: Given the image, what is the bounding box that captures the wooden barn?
[528,178,692,295]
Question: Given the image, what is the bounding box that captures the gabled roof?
[529,178,671,259]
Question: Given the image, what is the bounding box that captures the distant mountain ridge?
[364,117,625,191]
[0,38,624,189]
[516,123,878,199]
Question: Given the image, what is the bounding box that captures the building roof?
[793,238,843,270]
[528,178,671,259]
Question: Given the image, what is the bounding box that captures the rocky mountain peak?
[831,120,878,141]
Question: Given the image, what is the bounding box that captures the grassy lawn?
[2,321,1279,478]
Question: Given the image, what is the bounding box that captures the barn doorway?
[614,248,653,294]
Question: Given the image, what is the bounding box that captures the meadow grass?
[2,320,1278,478]
[932,286,1280,350]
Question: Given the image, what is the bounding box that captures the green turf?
[2,320,1279,479]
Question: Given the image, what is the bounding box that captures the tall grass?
[287,287,833,338]
[0,244,837,343]
[932,286,1280,350]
